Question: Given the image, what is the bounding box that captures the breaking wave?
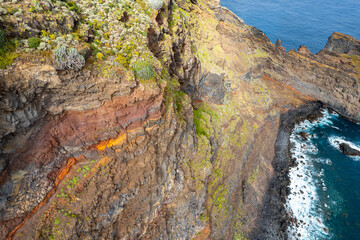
[286,109,341,239]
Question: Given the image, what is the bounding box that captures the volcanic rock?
[339,143,360,156]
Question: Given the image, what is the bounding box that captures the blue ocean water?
[221,0,360,53]
[287,110,360,239]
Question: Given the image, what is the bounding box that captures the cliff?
[0,0,359,239]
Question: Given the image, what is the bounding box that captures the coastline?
[250,101,324,239]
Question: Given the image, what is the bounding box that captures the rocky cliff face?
[0,0,359,239]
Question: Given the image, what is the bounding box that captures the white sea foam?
[314,158,332,166]
[331,125,341,130]
[286,109,335,239]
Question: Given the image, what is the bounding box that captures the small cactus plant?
[53,45,85,71]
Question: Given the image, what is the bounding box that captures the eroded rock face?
[0,0,360,240]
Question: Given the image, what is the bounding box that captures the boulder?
[298,131,309,141]
[339,143,360,156]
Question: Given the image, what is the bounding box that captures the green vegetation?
[56,188,69,199]
[0,31,17,69]
[65,1,80,12]
[233,230,247,240]
[211,182,228,210]
[28,37,41,48]
[175,90,187,113]
[232,208,248,240]
[39,160,99,239]
[0,30,5,49]
[133,60,155,80]
[200,212,208,221]
[193,109,210,137]
[193,104,218,138]
[76,163,92,177]
[247,166,259,184]
[53,45,85,70]
[0,0,160,72]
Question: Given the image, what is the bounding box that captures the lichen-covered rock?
[324,32,360,55]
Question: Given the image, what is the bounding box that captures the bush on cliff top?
[66,1,80,12]
[133,60,155,80]
[28,37,41,49]
[0,30,5,49]
[53,45,85,71]
[0,31,17,69]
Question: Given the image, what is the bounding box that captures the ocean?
[287,110,360,239]
[221,0,360,53]
[221,1,360,239]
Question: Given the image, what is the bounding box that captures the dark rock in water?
[324,32,360,55]
[339,143,360,156]
[298,131,309,140]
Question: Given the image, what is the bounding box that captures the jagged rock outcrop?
[0,0,359,240]
[324,32,360,55]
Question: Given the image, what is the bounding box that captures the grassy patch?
[0,34,17,69]
[193,103,218,138]
[28,37,41,49]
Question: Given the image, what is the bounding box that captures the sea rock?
[298,131,309,140]
[339,143,360,156]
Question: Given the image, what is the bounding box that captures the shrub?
[28,37,41,48]
[133,60,155,80]
[66,1,80,12]
[53,45,85,71]
[0,30,5,49]
[0,51,17,69]
[147,0,163,10]
[0,34,17,69]
[96,52,105,60]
